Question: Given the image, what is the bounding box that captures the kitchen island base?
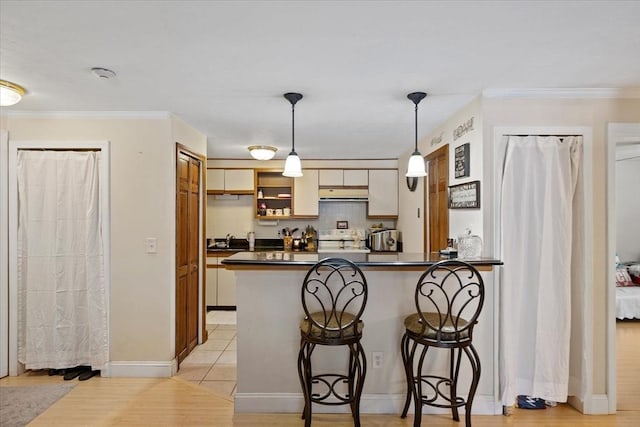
[226,256,502,415]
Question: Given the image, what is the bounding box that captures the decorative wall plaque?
[449,180,480,209]
[454,143,470,178]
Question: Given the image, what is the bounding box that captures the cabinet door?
[343,169,368,186]
[293,169,319,217]
[217,260,236,306]
[206,169,225,192]
[206,263,218,306]
[319,169,343,186]
[224,169,254,192]
[368,169,398,217]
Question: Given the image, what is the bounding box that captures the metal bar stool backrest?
[414,260,485,343]
[301,257,368,342]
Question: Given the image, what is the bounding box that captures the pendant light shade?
[248,145,277,160]
[282,92,304,177]
[0,79,26,106]
[406,91,427,178]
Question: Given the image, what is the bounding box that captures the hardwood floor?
[617,319,640,410]
[2,372,639,426]
[1,317,637,426]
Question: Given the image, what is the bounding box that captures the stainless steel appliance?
[317,228,370,253]
[367,229,398,252]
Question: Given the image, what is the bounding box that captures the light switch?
[145,237,157,254]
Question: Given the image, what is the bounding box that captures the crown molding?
[482,88,640,99]
[1,110,171,119]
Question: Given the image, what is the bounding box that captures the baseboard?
[102,360,178,378]
[582,394,611,414]
[234,393,499,415]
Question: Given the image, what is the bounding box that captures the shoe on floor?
[78,370,99,381]
[516,395,547,409]
[63,366,90,381]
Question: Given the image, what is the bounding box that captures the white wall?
[4,113,205,369]
[616,148,640,262]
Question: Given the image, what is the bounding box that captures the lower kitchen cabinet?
[217,259,236,306]
[206,255,236,308]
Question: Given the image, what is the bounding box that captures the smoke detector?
[91,67,116,79]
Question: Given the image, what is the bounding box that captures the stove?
[316,228,370,253]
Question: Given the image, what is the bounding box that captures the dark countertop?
[222,251,502,270]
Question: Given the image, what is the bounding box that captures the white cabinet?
[293,169,319,217]
[343,169,368,186]
[206,263,218,306]
[368,169,398,217]
[207,169,254,194]
[217,258,236,306]
[319,169,368,186]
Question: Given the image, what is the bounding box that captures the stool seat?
[300,312,363,340]
[403,312,470,342]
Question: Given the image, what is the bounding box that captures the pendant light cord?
[291,103,296,153]
[414,103,418,153]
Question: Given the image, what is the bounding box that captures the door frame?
[424,144,449,253]
[492,126,596,411]
[0,131,8,378]
[7,140,111,376]
[606,122,640,413]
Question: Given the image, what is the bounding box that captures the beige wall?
[4,114,206,366]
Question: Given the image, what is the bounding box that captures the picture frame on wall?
[336,220,349,229]
[454,143,470,178]
[449,180,480,209]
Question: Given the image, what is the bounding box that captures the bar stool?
[297,257,368,427]
[400,260,485,427]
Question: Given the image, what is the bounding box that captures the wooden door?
[176,148,202,364]
[425,145,449,253]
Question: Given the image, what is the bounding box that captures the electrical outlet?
[372,352,383,369]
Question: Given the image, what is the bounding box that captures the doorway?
[425,144,449,253]
[606,123,640,413]
[175,144,204,365]
[6,140,111,376]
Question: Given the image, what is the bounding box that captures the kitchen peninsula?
[223,252,503,415]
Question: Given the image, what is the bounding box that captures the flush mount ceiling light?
[406,91,428,178]
[282,92,303,177]
[0,79,26,106]
[248,145,278,161]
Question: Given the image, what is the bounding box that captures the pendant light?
[406,91,427,177]
[282,92,303,177]
[0,79,26,106]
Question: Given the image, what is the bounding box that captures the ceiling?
[1,1,639,160]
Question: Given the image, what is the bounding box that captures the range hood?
[319,188,369,201]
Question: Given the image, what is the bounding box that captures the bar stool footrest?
[310,373,352,404]
[416,374,466,408]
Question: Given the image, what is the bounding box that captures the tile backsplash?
[207,195,395,239]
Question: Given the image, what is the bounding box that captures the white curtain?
[17,150,107,370]
[500,135,582,405]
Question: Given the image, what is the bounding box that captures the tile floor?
[174,310,237,396]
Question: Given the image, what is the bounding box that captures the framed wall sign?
[448,180,480,209]
[336,220,349,229]
[454,143,470,178]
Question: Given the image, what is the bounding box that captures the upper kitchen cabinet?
[319,169,368,187]
[368,169,398,218]
[206,168,254,195]
[293,169,319,217]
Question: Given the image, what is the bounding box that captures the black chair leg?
[463,344,481,427]
[450,347,462,422]
[297,341,314,427]
[349,341,366,427]
[400,333,413,418]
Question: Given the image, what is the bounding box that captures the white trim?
[581,394,611,415]
[3,111,171,119]
[103,360,177,378]
[0,130,8,378]
[483,88,640,99]
[492,126,594,409]
[234,393,498,415]
[606,122,640,414]
[8,140,111,376]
